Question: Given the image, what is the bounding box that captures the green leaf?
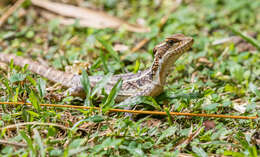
[102,78,123,112]
[93,137,122,154]
[230,65,244,83]
[2,113,11,121]
[72,115,105,131]
[50,149,63,156]
[10,73,26,83]
[10,59,14,71]
[249,146,258,157]
[87,115,105,123]
[26,31,35,39]
[224,151,244,157]
[1,146,13,154]
[100,50,109,73]
[90,58,102,72]
[13,87,19,102]
[69,139,84,149]
[20,131,36,156]
[33,129,45,157]
[164,108,173,125]
[26,76,37,86]
[133,59,140,73]
[29,91,40,111]
[249,83,260,98]
[120,145,145,156]
[203,103,219,111]
[192,146,208,157]
[47,127,57,137]
[26,110,40,117]
[156,126,177,144]
[37,78,46,98]
[141,96,161,110]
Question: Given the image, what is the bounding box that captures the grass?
[0,0,260,156]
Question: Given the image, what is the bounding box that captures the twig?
[0,121,88,132]
[0,139,27,147]
[131,38,149,52]
[0,0,26,27]
[0,102,258,119]
[175,126,203,151]
[31,0,149,33]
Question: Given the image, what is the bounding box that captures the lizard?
[0,34,193,102]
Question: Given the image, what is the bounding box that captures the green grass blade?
[29,91,40,112]
[102,78,123,112]
[192,146,208,157]
[164,108,173,125]
[80,70,92,106]
[156,126,177,144]
[133,59,140,73]
[97,38,120,62]
[228,26,260,51]
[100,50,110,73]
[36,78,46,98]
[33,129,45,157]
[20,131,36,156]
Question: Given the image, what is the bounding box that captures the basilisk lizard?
[0,34,193,101]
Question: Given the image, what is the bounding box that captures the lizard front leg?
[66,86,86,98]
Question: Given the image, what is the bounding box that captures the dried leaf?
[0,61,8,70]
[203,120,216,131]
[113,44,129,52]
[31,0,150,32]
[233,103,246,113]
[197,57,213,67]
[144,118,161,127]
[65,61,90,75]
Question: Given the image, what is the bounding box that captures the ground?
[0,0,259,156]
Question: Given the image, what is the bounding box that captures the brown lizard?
[0,34,193,101]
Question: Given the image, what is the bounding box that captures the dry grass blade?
[31,0,149,32]
[0,0,26,27]
[0,139,27,147]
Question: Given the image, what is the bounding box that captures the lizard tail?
[0,53,74,87]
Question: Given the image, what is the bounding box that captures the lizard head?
[164,33,193,58]
[153,34,194,85]
[153,34,193,57]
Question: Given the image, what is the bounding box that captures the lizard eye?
[167,40,174,45]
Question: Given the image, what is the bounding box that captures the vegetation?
[0,0,259,156]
